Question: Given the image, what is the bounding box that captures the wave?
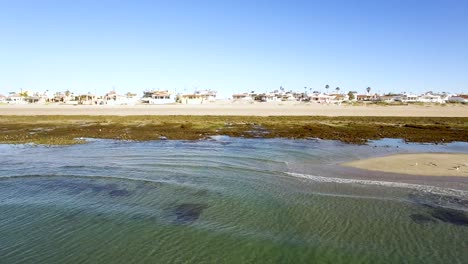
[0,173,158,183]
[285,172,468,198]
[0,174,223,193]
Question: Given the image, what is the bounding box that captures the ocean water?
[0,138,467,263]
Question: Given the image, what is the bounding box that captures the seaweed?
[408,192,468,209]
[173,203,208,224]
[430,207,468,226]
[0,115,466,145]
[409,214,436,224]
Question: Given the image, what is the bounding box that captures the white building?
[142,90,175,104]
[6,94,27,104]
[447,94,468,103]
[105,91,140,105]
[232,93,254,102]
[177,90,216,104]
[309,93,336,103]
[394,94,419,103]
[418,93,445,103]
[264,92,281,102]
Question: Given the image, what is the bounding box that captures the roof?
[151,91,172,96]
[379,95,394,99]
[146,90,172,96]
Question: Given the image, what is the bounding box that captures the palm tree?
[335,87,340,93]
[366,87,371,95]
[325,85,330,94]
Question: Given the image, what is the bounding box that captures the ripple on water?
[1,139,468,264]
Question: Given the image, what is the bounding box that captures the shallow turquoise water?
[0,138,467,263]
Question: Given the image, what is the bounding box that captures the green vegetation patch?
[0,115,466,145]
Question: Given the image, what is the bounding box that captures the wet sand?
[343,153,468,177]
[0,103,467,116]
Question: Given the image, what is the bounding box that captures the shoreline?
[342,153,468,177]
[1,103,467,117]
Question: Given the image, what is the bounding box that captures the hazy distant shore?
[0,102,467,117]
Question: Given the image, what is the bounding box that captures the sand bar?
[343,153,468,177]
[0,103,467,116]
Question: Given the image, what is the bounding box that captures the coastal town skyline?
[1,0,468,98]
[1,83,465,100]
[2,85,466,105]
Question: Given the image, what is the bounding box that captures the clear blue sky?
[1,0,467,98]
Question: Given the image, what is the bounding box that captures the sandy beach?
[0,103,467,116]
[343,153,468,177]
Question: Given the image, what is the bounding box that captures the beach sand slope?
[0,104,467,116]
[343,153,468,177]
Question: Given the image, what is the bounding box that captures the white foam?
[285,172,468,198]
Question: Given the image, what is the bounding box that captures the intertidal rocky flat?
[0,115,467,145]
[0,138,467,263]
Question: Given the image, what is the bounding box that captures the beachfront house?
[26,93,49,104]
[248,93,266,102]
[141,90,175,104]
[293,92,309,101]
[6,93,27,104]
[104,90,140,105]
[263,93,281,102]
[329,93,349,102]
[418,93,445,104]
[349,91,358,100]
[0,94,7,103]
[78,93,98,105]
[232,93,255,102]
[356,94,379,102]
[308,93,336,103]
[52,91,77,104]
[280,92,296,101]
[447,94,468,103]
[177,90,217,104]
[394,93,419,103]
[377,94,398,103]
